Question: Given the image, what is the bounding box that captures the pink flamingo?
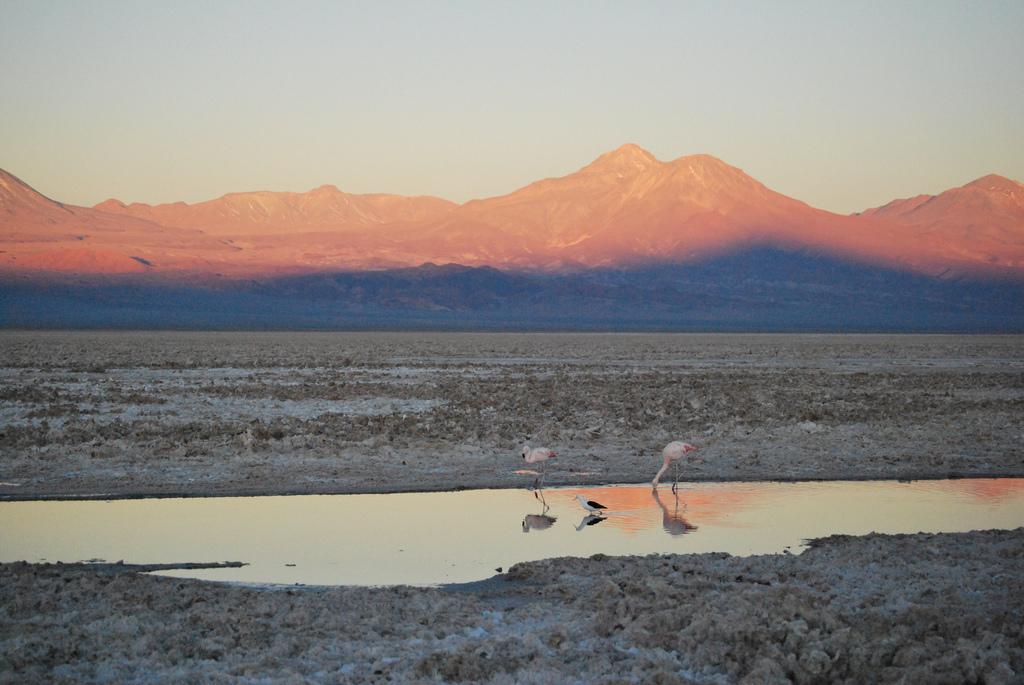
[652,441,698,491]
[522,445,556,487]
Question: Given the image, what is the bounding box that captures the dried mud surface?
[2,332,1023,683]
[1,331,1022,499]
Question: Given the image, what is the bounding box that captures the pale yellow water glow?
[1,480,1021,586]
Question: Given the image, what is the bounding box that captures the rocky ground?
[1,332,1023,682]
[1,332,1022,498]
[2,529,1022,683]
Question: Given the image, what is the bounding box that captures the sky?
[2,1,1022,214]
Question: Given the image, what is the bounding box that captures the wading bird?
[575,493,608,513]
[522,445,556,487]
[652,441,698,491]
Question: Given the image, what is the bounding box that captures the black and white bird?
[575,494,608,513]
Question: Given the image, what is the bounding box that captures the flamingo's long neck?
[653,458,671,485]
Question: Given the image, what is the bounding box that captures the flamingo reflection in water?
[522,488,557,532]
[522,513,558,532]
[652,487,698,536]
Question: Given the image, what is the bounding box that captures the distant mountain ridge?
[2,146,1023,280]
[93,185,458,235]
[858,174,1024,242]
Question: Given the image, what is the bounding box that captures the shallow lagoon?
[2,478,1022,586]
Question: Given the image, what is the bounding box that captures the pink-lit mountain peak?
[861,174,1024,244]
[966,174,1024,195]
[0,169,74,219]
[932,175,1024,216]
[391,146,830,265]
[572,146,782,215]
[580,143,661,174]
[0,168,36,203]
[485,146,773,215]
[576,145,744,187]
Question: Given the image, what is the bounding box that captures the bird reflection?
[522,488,557,532]
[576,514,606,531]
[652,488,698,536]
[522,513,557,532]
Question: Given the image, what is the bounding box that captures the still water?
[2,479,1022,586]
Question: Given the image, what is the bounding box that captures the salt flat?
[1,332,1021,498]
[1,332,1022,682]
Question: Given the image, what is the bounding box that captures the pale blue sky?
[2,1,1022,213]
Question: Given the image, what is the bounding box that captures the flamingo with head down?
[652,441,698,491]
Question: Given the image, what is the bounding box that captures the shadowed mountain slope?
[3,248,1021,332]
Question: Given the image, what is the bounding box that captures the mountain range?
[2,145,1023,331]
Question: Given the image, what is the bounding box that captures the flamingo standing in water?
[652,441,698,491]
[522,445,556,487]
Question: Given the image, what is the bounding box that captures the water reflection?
[575,514,607,531]
[652,488,698,536]
[1,479,1022,586]
[522,489,557,532]
[522,513,557,532]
